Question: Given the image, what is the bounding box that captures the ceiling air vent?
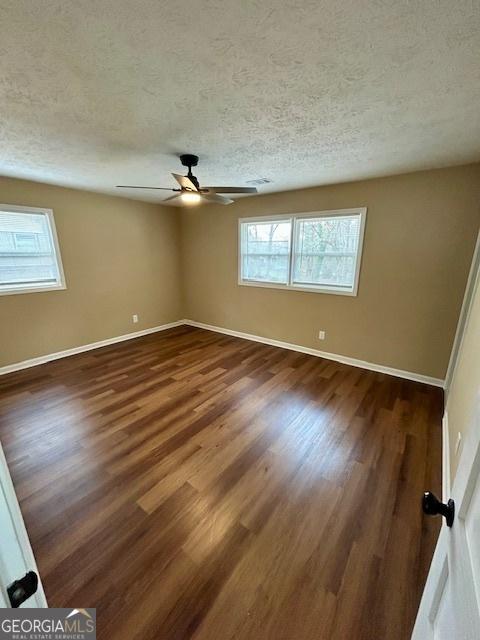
[246,178,271,185]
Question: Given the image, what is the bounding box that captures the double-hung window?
[239,208,366,295]
[0,205,66,295]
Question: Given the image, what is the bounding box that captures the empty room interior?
[1,2,480,639]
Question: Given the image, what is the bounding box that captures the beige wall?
[181,164,480,380]
[446,263,480,480]
[0,177,182,367]
[1,164,479,380]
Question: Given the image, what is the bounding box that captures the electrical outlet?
[132,314,138,324]
[318,330,326,340]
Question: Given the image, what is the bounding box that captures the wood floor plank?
[0,326,442,639]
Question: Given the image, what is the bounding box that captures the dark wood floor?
[0,326,442,639]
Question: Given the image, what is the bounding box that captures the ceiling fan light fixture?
[180,191,201,204]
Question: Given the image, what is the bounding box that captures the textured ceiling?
[0,0,479,203]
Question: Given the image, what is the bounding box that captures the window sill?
[0,283,67,297]
[238,280,357,297]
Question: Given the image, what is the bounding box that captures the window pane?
[242,254,290,283]
[241,220,291,283]
[0,210,60,288]
[292,215,361,289]
[294,254,356,287]
[14,233,38,251]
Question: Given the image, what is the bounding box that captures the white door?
[0,443,47,608]
[412,396,480,639]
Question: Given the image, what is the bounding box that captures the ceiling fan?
[117,154,257,205]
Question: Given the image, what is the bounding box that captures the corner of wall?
[155,201,186,320]
[176,207,189,319]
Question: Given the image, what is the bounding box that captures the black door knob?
[422,491,455,527]
[7,571,38,607]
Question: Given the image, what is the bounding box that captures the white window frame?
[238,207,367,296]
[0,204,66,296]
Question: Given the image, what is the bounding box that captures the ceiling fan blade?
[202,186,258,194]
[162,194,183,202]
[200,193,234,205]
[172,173,198,191]
[116,185,175,190]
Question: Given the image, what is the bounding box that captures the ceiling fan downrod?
[180,154,200,189]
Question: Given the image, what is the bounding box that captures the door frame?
[0,444,47,608]
[444,229,480,395]
[442,228,480,500]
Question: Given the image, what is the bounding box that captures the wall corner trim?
[0,321,184,376]
[182,319,445,388]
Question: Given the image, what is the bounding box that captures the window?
[0,205,66,295]
[240,220,291,284]
[239,208,366,295]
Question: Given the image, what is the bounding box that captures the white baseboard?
[0,321,184,376]
[182,319,445,388]
[442,411,451,502]
[0,317,445,388]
